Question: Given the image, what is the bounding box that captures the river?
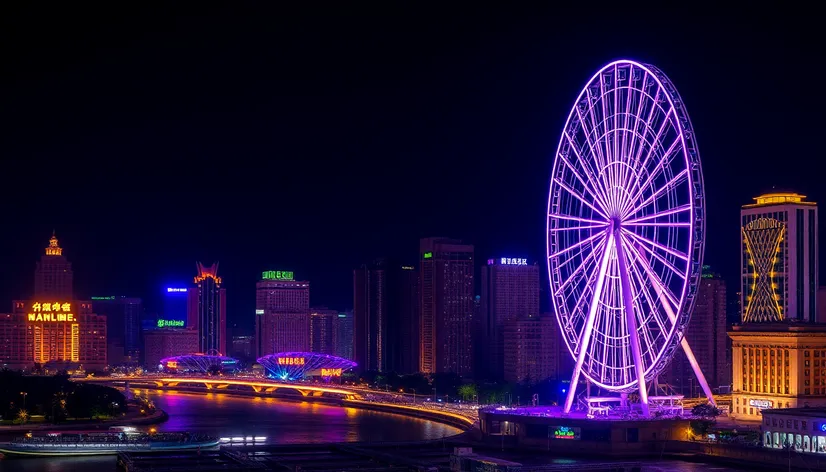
[0,389,748,472]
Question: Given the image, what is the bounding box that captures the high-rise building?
[419,237,474,376]
[662,265,730,396]
[189,263,227,354]
[502,313,558,384]
[0,235,106,371]
[91,296,142,364]
[255,270,310,356]
[231,335,254,361]
[480,257,540,380]
[144,328,199,368]
[34,232,73,299]
[163,286,190,326]
[310,307,336,355]
[333,310,354,360]
[353,260,418,372]
[741,193,818,323]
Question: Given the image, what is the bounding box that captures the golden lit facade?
[741,193,818,323]
[729,324,826,420]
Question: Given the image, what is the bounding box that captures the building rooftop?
[729,323,826,334]
[762,408,826,418]
[743,192,816,208]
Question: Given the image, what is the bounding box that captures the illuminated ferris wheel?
[546,60,714,416]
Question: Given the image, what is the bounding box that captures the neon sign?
[165,360,178,369]
[321,368,342,377]
[255,309,265,315]
[500,257,527,266]
[91,296,115,300]
[28,302,74,322]
[167,288,187,293]
[820,424,826,433]
[749,399,773,409]
[277,357,305,365]
[423,252,432,259]
[157,319,184,328]
[552,426,579,440]
[262,270,294,281]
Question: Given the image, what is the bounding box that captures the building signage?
[423,252,432,259]
[91,296,115,300]
[165,360,178,369]
[167,288,187,293]
[552,426,580,440]
[28,302,74,322]
[157,319,184,328]
[262,270,294,281]
[277,356,305,365]
[255,309,265,315]
[749,399,773,409]
[500,257,527,266]
[321,368,343,377]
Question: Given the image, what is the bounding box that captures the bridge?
[77,376,363,400]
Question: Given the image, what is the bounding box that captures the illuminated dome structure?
[257,352,356,381]
[160,352,240,374]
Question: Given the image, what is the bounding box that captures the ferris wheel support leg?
[563,229,615,414]
[614,229,650,417]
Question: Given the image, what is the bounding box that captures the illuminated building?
[163,286,189,327]
[255,270,310,356]
[333,311,354,360]
[257,352,356,381]
[480,257,540,380]
[741,193,818,323]
[760,408,826,452]
[353,260,418,372]
[91,296,142,364]
[310,307,336,355]
[662,266,730,395]
[502,314,557,384]
[35,233,73,299]
[729,323,826,420]
[189,262,226,354]
[231,335,254,360]
[144,328,199,368]
[159,353,239,374]
[419,237,474,376]
[0,235,106,370]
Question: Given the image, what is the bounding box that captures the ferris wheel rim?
[546,59,706,392]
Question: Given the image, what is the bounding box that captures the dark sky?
[0,5,820,332]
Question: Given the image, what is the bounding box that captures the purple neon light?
[159,353,240,373]
[257,352,357,381]
[547,60,708,411]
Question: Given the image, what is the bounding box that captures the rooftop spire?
[45,232,63,256]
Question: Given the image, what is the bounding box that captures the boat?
[0,428,219,457]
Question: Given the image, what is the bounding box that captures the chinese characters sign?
[167,288,187,293]
[552,426,580,440]
[157,319,184,328]
[28,302,74,322]
[500,258,527,266]
[321,368,343,377]
[423,252,433,259]
[263,270,294,281]
[277,357,305,365]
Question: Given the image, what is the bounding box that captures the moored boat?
[0,428,219,457]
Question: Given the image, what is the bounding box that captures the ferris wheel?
[546,60,713,416]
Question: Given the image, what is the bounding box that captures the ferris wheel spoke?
[623,72,651,193]
[620,133,682,216]
[622,169,689,220]
[623,236,681,311]
[557,152,612,213]
[549,212,607,226]
[624,202,691,226]
[621,227,689,262]
[622,230,687,284]
[580,90,616,210]
[564,130,614,211]
[619,236,660,370]
[626,249,670,350]
[553,237,607,297]
[553,178,610,220]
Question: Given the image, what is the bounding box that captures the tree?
[691,403,722,419]
[458,384,478,402]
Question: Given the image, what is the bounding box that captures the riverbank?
[0,408,168,434]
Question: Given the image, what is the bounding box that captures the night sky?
[0,5,819,332]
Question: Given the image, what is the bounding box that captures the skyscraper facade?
[333,311,354,360]
[502,314,558,384]
[189,262,227,354]
[310,307,336,355]
[419,237,474,376]
[255,270,310,356]
[663,266,730,395]
[91,296,143,364]
[353,260,418,372]
[741,193,818,323]
[480,257,540,380]
[35,233,73,299]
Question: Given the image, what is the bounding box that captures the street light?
[19,392,27,410]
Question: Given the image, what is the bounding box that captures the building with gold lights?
[729,323,826,420]
[741,193,818,323]
[188,262,227,355]
[0,234,106,370]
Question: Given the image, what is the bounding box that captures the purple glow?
[547,60,710,415]
[159,353,240,373]
[258,352,357,381]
